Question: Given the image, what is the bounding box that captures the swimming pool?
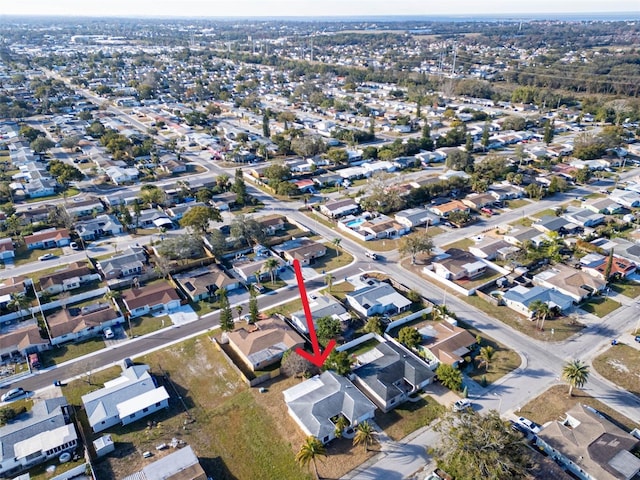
[346,218,366,228]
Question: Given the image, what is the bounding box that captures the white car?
[517,416,541,433]
[1,387,25,402]
[38,253,55,261]
[103,327,115,339]
[452,399,472,412]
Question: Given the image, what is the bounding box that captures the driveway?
[168,305,199,326]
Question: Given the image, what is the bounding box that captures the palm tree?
[236,305,243,322]
[477,346,495,372]
[529,300,551,331]
[334,415,349,438]
[295,436,326,480]
[353,421,377,452]
[332,238,341,257]
[262,257,280,285]
[8,293,30,320]
[324,273,334,293]
[562,360,590,397]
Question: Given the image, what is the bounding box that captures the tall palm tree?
[562,360,590,397]
[353,421,377,452]
[295,436,326,480]
[236,304,243,322]
[529,300,551,331]
[262,257,279,285]
[8,293,30,320]
[332,238,341,257]
[477,346,495,372]
[324,273,334,293]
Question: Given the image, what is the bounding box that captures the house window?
[155,402,161,407]
[323,436,329,443]
[130,413,136,418]
[143,407,149,413]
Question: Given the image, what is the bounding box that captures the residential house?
[210,192,236,211]
[535,404,640,480]
[394,207,440,229]
[591,237,640,265]
[283,371,377,445]
[164,202,206,221]
[15,204,50,225]
[488,184,524,201]
[39,261,100,295]
[583,198,624,215]
[256,214,287,236]
[22,178,57,198]
[609,188,640,208]
[534,216,582,235]
[226,317,305,371]
[346,278,411,317]
[97,246,148,280]
[0,397,78,478]
[462,193,496,210]
[0,238,15,260]
[290,294,351,334]
[432,248,487,281]
[81,364,170,433]
[122,446,207,480]
[24,228,71,250]
[313,173,344,188]
[468,238,519,260]
[173,264,241,302]
[429,200,469,218]
[503,227,548,247]
[105,165,139,185]
[0,276,29,310]
[319,198,359,218]
[561,207,605,228]
[582,255,636,281]
[417,322,476,367]
[534,264,606,303]
[64,196,105,219]
[351,340,434,412]
[76,214,123,241]
[273,238,326,266]
[121,281,181,318]
[0,323,49,360]
[133,209,173,230]
[47,303,123,346]
[232,255,285,284]
[502,285,575,318]
[160,158,187,175]
[360,215,410,240]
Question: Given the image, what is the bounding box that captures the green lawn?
[505,198,530,209]
[580,296,620,318]
[128,314,171,337]
[40,337,106,367]
[593,344,640,396]
[532,208,559,219]
[374,396,445,441]
[24,188,80,203]
[345,337,380,357]
[266,297,303,317]
[321,281,354,301]
[190,299,220,316]
[610,281,640,299]
[312,245,354,273]
[441,237,474,251]
[13,247,64,267]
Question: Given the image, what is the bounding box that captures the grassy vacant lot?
[517,384,639,433]
[13,247,64,267]
[312,245,354,273]
[40,337,105,367]
[610,280,640,299]
[579,296,621,317]
[593,344,640,397]
[375,396,445,441]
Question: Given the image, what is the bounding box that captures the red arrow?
[293,259,336,367]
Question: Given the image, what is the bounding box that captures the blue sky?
[2,0,639,17]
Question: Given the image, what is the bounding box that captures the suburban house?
[210,192,236,211]
[0,276,30,310]
[591,237,640,265]
[133,209,173,230]
[64,196,105,219]
[429,200,470,218]
[360,215,410,240]
[319,198,359,218]
[38,261,100,295]
[503,227,548,247]
[81,364,170,433]
[173,264,241,301]
[533,215,582,235]
[609,188,640,208]
[121,281,181,318]
[226,318,305,371]
[346,278,412,317]
[165,202,206,221]
[0,397,78,478]
[533,265,606,303]
[394,207,440,229]
[350,340,434,412]
[290,294,351,334]
[24,228,71,250]
[488,184,524,201]
[283,371,377,445]
[232,255,285,284]
[75,214,123,241]
[561,207,605,228]
[97,246,147,280]
[432,248,488,281]
[581,255,636,281]
[46,303,123,346]
[535,404,640,480]
[122,445,207,480]
[0,323,49,360]
[583,198,624,215]
[468,238,519,260]
[502,285,575,318]
[0,238,15,260]
[417,322,476,367]
[256,214,287,236]
[462,193,496,210]
[104,165,139,185]
[273,238,327,266]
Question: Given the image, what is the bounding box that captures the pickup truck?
[364,251,378,260]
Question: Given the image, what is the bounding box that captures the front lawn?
[40,337,105,367]
[13,247,64,267]
[610,280,640,299]
[321,281,354,301]
[374,396,445,441]
[580,296,620,317]
[311,245,353,273]
[128,314,171,337]
[592,344,640,396]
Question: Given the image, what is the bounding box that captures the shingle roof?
[122,282,180,311]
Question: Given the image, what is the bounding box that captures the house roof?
[322,198,358,212]
[353,341,434,404]
[233,255,284,278]
[122,445,207,480]
[537,404,640,480]
[227,318,304,367]
[24,228,70,245]
[46,303,119,339]
[434,248,485,276]
[174,264,237,298]
[283,371,376,441]
[0,238,15,253]
[432,200,468,214]
[256,214,286,228]
[39,262,93,290]
[534,264,606,300]
[347,280,411,312]
[503,285,574,312]
[122,282,180,311]
[417,321,476,365]
[98,246,147,276]
[0,323,48,355]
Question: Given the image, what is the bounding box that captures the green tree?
[248,287,259,324]
[231,215,265,248]
[528,300,551,331]
[543,118,555,145]
[262,257,280,285]
[262,113,271,138]
[562,360,590,397]
[398,232,434,265]
[332,237,341,256]
[324,273,334,292]
[179,205,222,234]
[316,316,341,346]
[435,363,463,391]
[235,304,243,322]
[477,346,495,372]
[434,410,528,480]
[445,149,473,171]
[481,122,490,150]
[363,316,384,336]
[296,436,326,480]
[326,148,349,165]
[8,293,30,320]
[232,168,247,206]
[218,289,234,332]
[139,185,167,207]
[353,421,377,452]
[398,326,422,350]
[334,415,349,439]
[603,249,614,281]
[323,350,352,375]
[30,137,55,153]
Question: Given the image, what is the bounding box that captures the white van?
[1,387,25,402]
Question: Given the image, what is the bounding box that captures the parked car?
[517,416,541,433]
[365,251,378,260]
[635,335,640,343]
[103,327,115,339]
[1,387,25,402]
[452,399,472,412]
[480,207,494,216]
[70,242,80,250]
[38,253,55,261]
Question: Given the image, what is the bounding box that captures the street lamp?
[493,392,503,413]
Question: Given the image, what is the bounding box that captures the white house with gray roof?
[283,371,376,444]
[81,364,169,433]
[346,278,412,317]
[0,397,77,478]
[502,285,574,318]
[97,246,147,280]
[290,294,351,334]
